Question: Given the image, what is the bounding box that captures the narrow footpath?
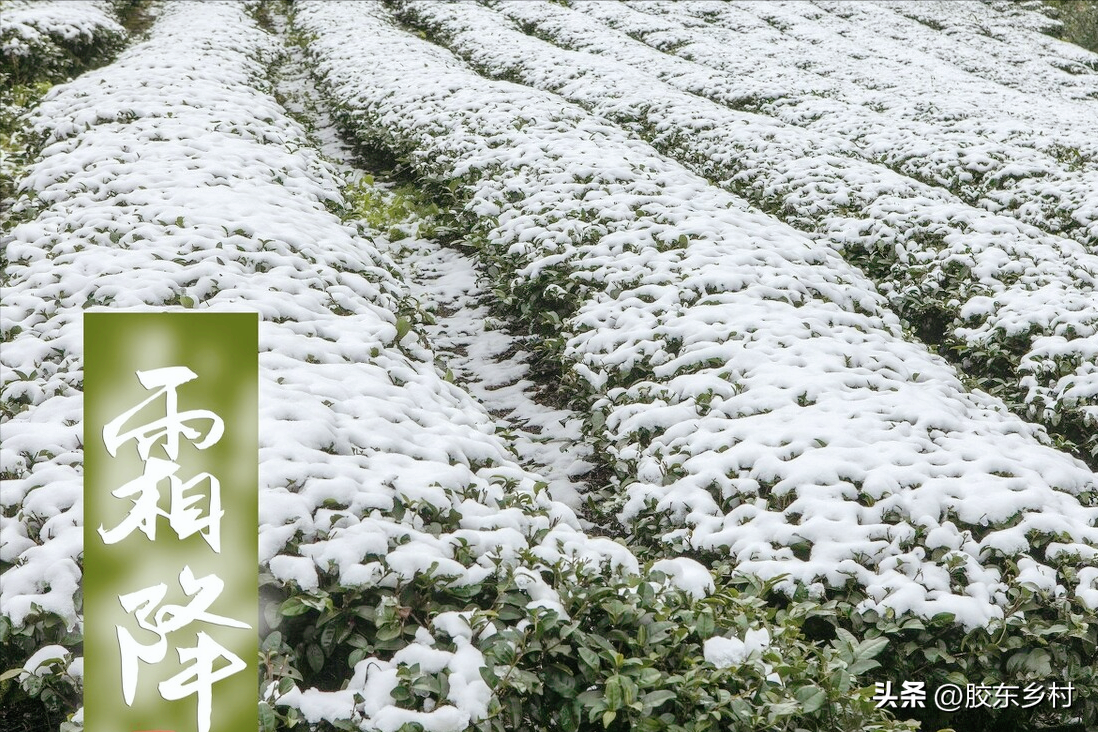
[266,5,596,516]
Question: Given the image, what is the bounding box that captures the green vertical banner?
[84,312,258,732]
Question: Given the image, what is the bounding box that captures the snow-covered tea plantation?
[1,1,1096,731]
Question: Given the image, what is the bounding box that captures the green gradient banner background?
[84,312,257,732]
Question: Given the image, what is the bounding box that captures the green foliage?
[1040,1,1098,52]
[0,78,53,214]
[840,586,1097,732]
[263,554,917,732]
[341,176,461,245]
[668,559,1098,732]
[469,566,916,732]
[598,497,1098,732]
[0,613,83,732]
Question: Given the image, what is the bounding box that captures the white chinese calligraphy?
[161,632,247,732]
[103,366,245,732]
[103,366,223,461]
[98,457,223,552]
[117,567,249,732]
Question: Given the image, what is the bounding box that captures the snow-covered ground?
[574,1,1098,245]
[296,0,1098,628]
[401,0,1098,470]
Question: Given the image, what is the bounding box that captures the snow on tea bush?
[1,0,130,213]
[0,0,126,85]
[2,4,915,731]
[401,0,1098,466]
[869,0,1098,93]
[298,3,1098,726]
[297,0,1098,625]
[573,0,1098,246]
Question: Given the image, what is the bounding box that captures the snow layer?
[297,0,1098,630]
[651,556,714,600]
[405,0,1098,464]
[280,625,491,732]
[868,1,1098,100]
[574,0,1098,247]
[703,627,771,668]
[0,0,124,72]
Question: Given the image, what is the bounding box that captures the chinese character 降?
[116,566,250,732]
[160,631,246,732]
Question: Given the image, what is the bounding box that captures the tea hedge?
[573,0,1098,248]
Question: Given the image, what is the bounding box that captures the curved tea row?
[402,0,1098,468]
[574,0,1098,246]
[296,0,1098,631]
